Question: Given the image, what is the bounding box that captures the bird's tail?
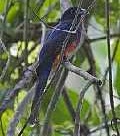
[29,62,52,124]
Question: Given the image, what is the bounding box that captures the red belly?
[64,42,76,57]
[52,42,76,70]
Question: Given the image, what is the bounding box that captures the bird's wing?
[39,22,76,65]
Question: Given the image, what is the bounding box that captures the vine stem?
[105,0,120,135]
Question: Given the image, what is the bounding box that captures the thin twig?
[63,60,102,85]
[40,23,46,46]
[0,39,11,81]
[73,81,93,136]
[90,120,120,134]
[101,39,119,89]
[89,33,120,43]
[62,88,76,122]
[113,95,120,101]
[0,0,13,80]
[105,0,119,135]
[34,0,45,12]
[83,41,96,76]
[60,0,72,13]
[96,85,110,136]
[86,0,96,12]
[23,0,29,64]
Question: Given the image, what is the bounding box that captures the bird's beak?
[86,10,89,15]
[83,10,89,16]
[80,8,89,16]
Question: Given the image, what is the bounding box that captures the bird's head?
[61,7,88,22]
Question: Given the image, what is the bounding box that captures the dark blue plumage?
[29,7,87,124]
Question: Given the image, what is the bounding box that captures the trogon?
[29,7,87,124]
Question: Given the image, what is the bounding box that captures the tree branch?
[7,86,35,136]
[62,87,76,122]
[63,60,102,85]
[73,81,93,136]
[0,39,11,81]
[0,62,38,115]
[89,33,120,43]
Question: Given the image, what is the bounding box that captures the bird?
[29,7,87,124]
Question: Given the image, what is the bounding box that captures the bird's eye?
[70,9,74,14]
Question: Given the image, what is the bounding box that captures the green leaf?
[71,0,77,6]
[52,96,71,124]
[114,63,120,96]
[0,0,6,13]
[41,88,77,124]
[52,89,90,124]
[115,42,120,63]
[1,109,13,135]
[74,48,86,67]
[95,0,120,25]
[67,88,79,107]
[80,99,90,120]
[7,2,21,23]
[41,86,54,113]
[89,106,100,126]
[54,122,73,136]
